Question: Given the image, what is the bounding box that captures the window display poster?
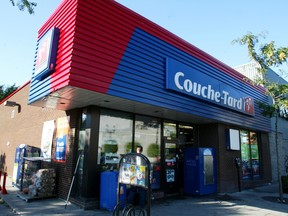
[251,144,259,159]
[166,169,175,182]
[54,116,70,162]
[41,120,55,159]
[241,144,249,161]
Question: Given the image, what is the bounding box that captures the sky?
[1,0,287,87]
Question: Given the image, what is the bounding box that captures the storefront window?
[164,122,177,140]
[250,132,260,177]
[135,115,161,189]
[179,124,194,145]
[75,109,87,197]
[98,110,133,166]
[240,130,260,180]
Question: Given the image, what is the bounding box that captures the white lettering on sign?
[174,71,243,111]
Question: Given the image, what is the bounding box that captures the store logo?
[244,97,254,115]
[166,58,255,116]
[34,27,60,80]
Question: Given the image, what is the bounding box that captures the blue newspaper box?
[100,171,126,211]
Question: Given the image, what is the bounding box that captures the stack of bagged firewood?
[28,168,56,197]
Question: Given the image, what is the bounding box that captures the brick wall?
[0,83,77,199]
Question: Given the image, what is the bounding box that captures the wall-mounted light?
[4,100,21,113]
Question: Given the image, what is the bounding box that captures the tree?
[0,84,19,101]
[10,0,37,14]
[233,32,288,202]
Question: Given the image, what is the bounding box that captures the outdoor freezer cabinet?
[183,147,217,195]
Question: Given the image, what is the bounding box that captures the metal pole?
[237,167,241,192]
[65,151,82,208]
[234,158,241,192]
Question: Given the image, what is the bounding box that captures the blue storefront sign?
[166,58,255,116]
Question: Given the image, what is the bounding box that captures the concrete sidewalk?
[1,175,288,215]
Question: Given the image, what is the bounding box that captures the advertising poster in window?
[166,169,175,182]
[40,120,55,159]
[251,144,259,159]
[54,116,70,162]
[241,144,249,161]
[251,144,259,176]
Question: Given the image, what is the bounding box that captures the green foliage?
[233,32,288,112]
[125,141,141,153]
[103,144,118,153]
[125,142,132,153]
[257,102,276,118]
[233,32,288,69]
[147,143,160,157]
[0,84,18,101]
[234,32,288,201]
[10,0,37,14]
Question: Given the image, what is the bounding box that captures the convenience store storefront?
[26,0,272,209]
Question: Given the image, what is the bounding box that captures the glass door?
[163,122,178,193]
[178,124,194,193]
[163,122,195,194]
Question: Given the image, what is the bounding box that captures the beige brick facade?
[0,82,67,186]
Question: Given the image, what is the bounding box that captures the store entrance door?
[164,139,178,193]
[163,122,194,194]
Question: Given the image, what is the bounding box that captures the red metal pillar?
[1,172,8,194]
[0,170,2,191]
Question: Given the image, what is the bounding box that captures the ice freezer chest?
[183,147,216,195]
